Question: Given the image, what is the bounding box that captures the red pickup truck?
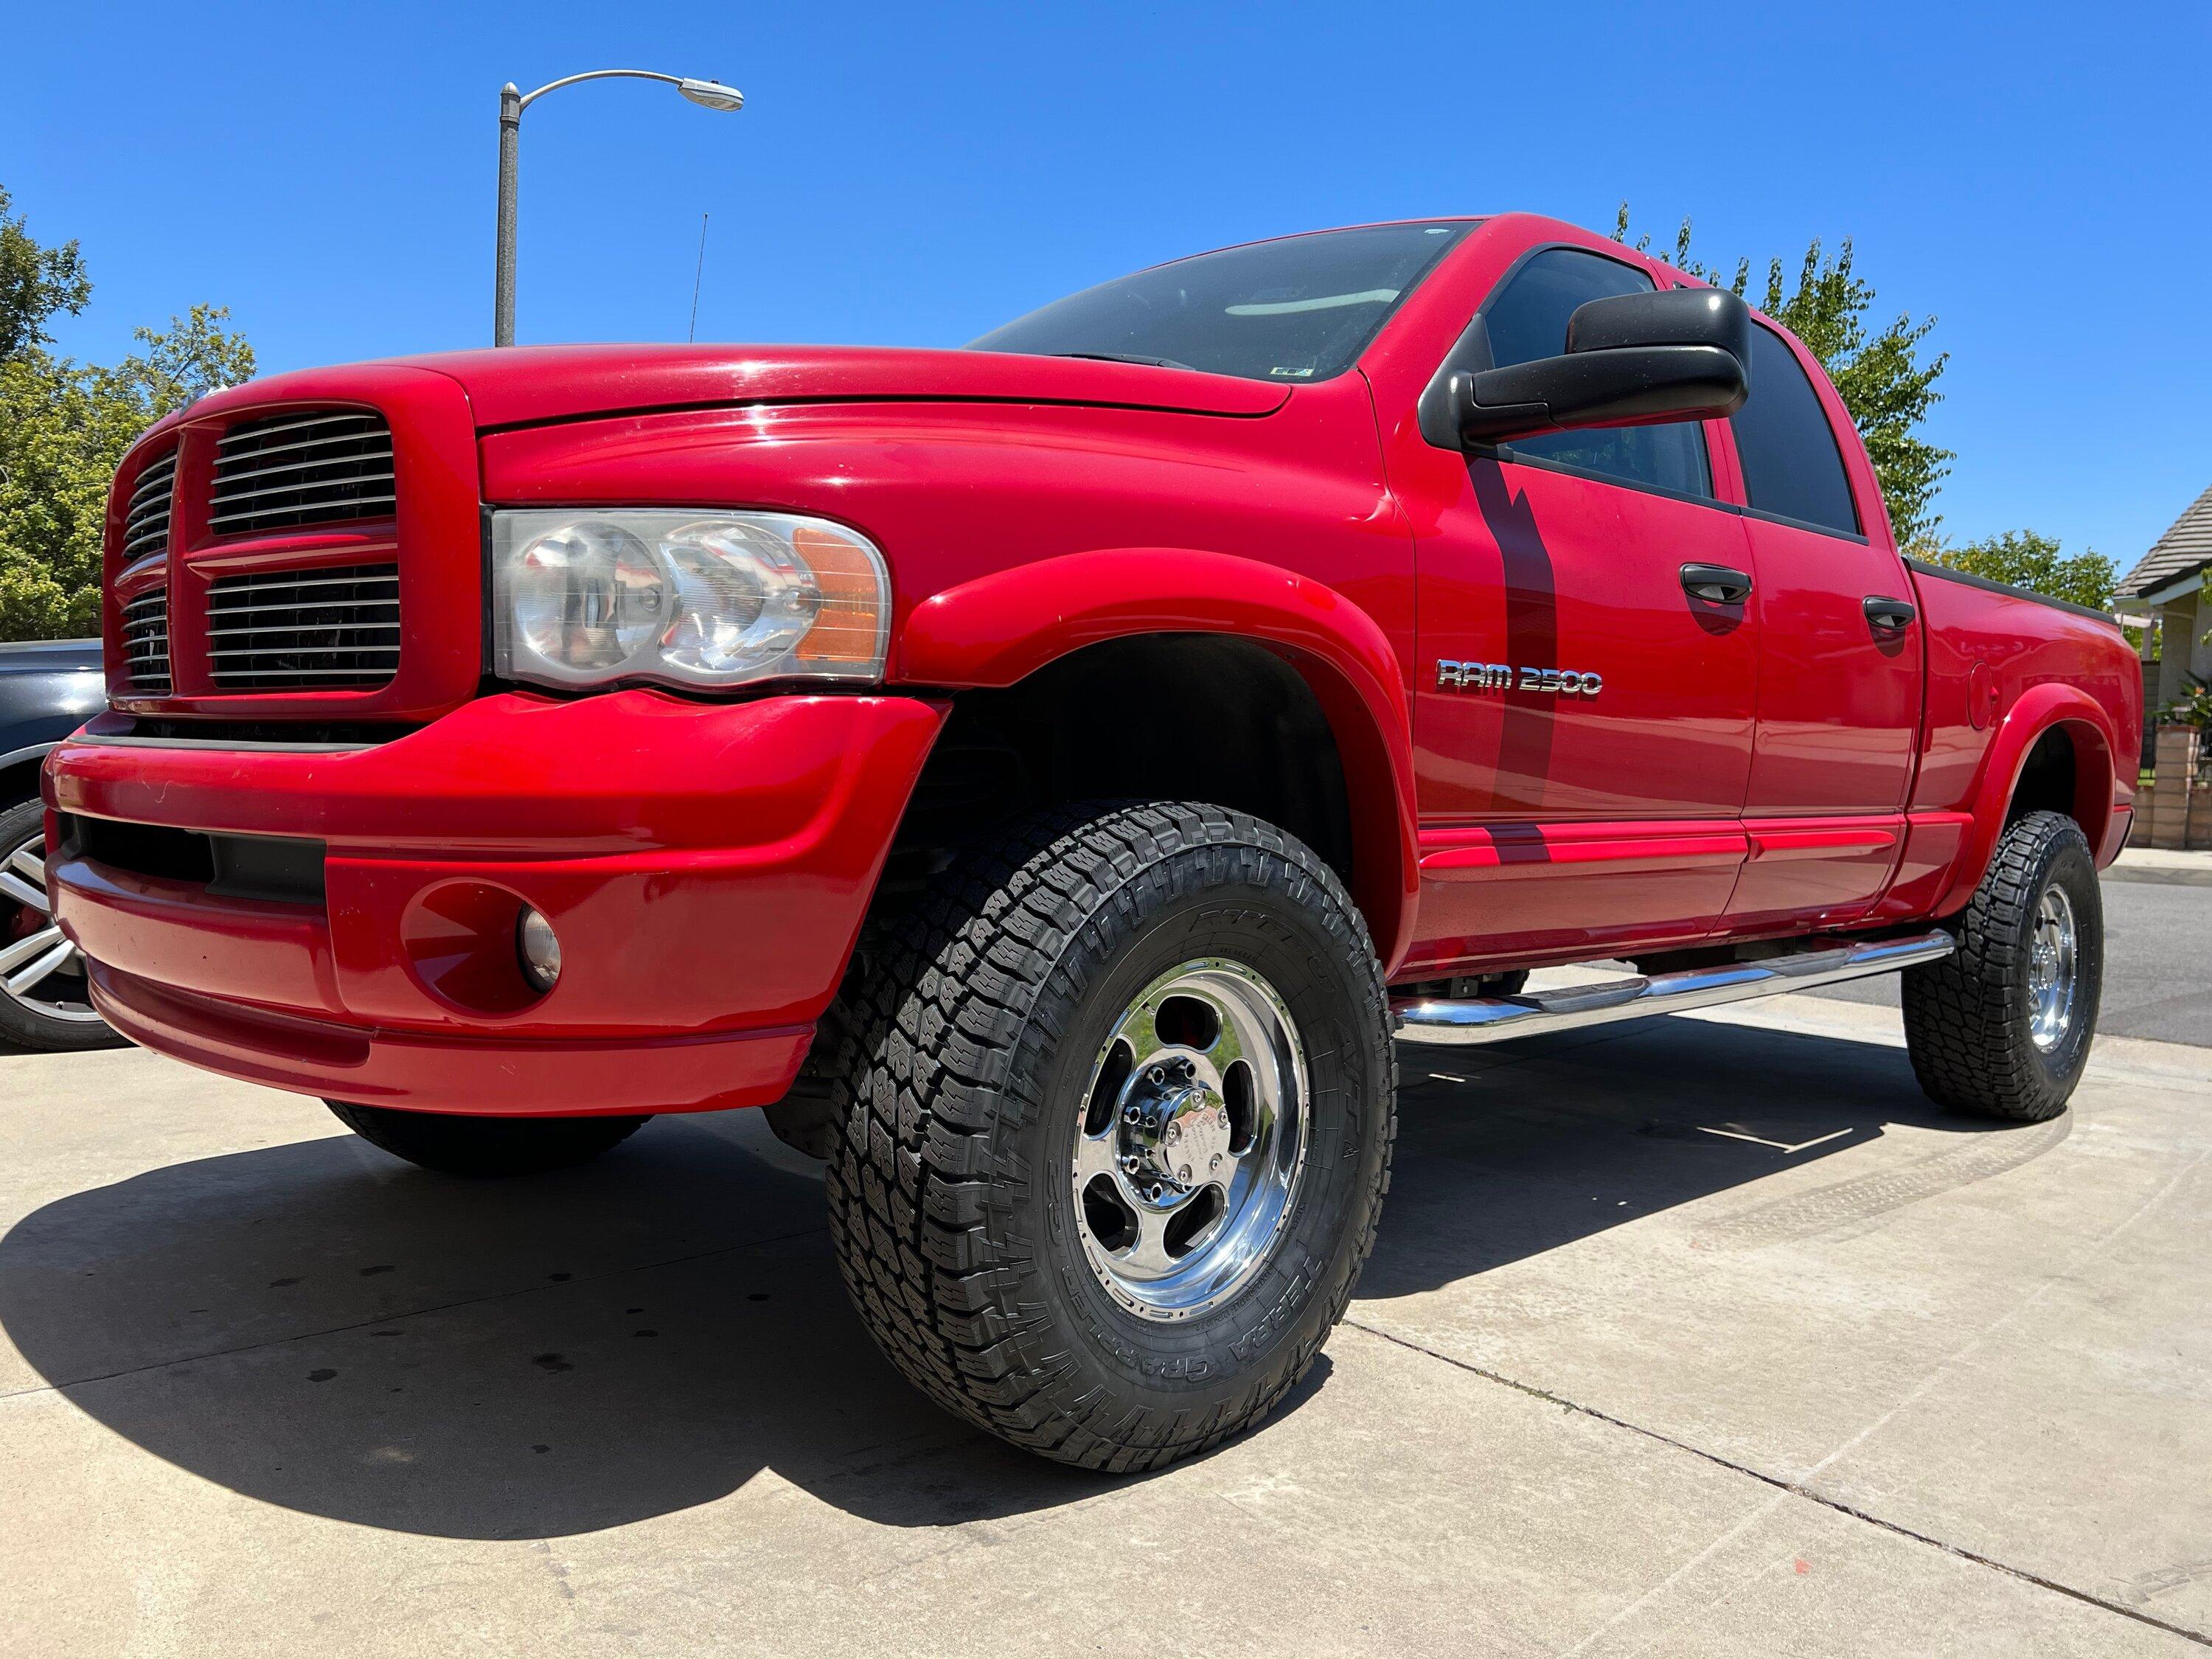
[45,213,2140,1470]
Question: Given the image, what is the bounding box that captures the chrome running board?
[1393,929,1955,1046]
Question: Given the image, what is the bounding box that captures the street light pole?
[493,69,744,348]
[495,83,522,347]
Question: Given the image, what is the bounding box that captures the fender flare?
[1935,683,2119,914]
[897,547,1421,972]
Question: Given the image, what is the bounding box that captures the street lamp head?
[678,77,744,111]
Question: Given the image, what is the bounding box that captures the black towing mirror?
[1451,286,1753,448]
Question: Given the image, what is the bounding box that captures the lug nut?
[1178,1165,1192,1183]
[1122,1105,1142,1125]
[1164,1124,1180,1144]
[1208,1153,1222,1171]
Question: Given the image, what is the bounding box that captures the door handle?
[1863,596,1917,635]
[1680,563,1753,604]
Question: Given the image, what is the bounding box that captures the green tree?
[0,188,253,641]
[1613,206,1952,546]
[0,184,90,358]
[1927,529,2116,612]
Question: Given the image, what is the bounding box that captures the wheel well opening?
[884,633,1357,903]
[2009,728,2078,828]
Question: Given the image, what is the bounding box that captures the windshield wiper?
[1048,350,1199,372]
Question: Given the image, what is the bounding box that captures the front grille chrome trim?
[119,450,178,564]
[209,471,396,506]
[119,583,173,694]
[205,560,400,691]
[208,410,395,538]
[198,572,399,594]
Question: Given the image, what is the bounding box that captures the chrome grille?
[120,587,172,694]
[120,451,177,564]
[206,563,400,689]
[209,411,395,536]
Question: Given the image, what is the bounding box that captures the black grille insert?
[59,813,325,906]
[209,410,395,536]
[206,563,400,689]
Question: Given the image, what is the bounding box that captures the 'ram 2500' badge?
[1436,661,1603,696]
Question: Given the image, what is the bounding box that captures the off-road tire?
[1902,810,2101,1121]
[324,1101,650,1176]
[823,801,1396,1471]
[0,796,128,1052]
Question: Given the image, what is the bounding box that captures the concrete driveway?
[1,993,2207,1656]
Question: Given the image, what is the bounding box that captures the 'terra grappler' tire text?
[824,801,1397,1471]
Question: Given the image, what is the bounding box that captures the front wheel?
[1902,810,2103,1121]
[824,802,1396,1471]
[324,1102,650,1176]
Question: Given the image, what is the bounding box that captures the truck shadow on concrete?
[0,1014,2059,1539]
[1364,1012,2069,1298]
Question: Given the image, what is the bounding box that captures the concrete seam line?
[1340,1318,2212,1650]
[0,1222,831,1402]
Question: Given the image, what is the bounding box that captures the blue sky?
[10,2,2208,564]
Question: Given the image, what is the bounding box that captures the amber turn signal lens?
[791,524,888,664]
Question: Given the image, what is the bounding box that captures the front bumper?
[43,690,945,1115]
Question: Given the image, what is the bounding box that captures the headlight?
[491,509,891,690]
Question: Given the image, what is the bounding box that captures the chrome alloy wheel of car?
[1071,959,1311,1322]
[0,828,100,1026]
[2026,884,2079,1054]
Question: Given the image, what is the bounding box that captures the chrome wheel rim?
[1070,959,1310,1323]
[2027,885,2079,1054]
[0,828,100,1025]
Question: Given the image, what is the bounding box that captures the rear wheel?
[324,1101,650,1176]
[0,797,125,1052]
[1902,810,2101,1121]
[824,801,1395,1471]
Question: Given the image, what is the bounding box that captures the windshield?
[968,220,1478,384]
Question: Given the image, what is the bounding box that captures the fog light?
[517,907,562,994]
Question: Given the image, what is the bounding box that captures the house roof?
[2118,484,2212,599]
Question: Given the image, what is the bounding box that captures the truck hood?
[377,344,1293,430]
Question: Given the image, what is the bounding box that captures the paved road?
[1805,873,2212,1046]
[3,998,2208,1655]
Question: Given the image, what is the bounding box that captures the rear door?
[1719,322,1920,930]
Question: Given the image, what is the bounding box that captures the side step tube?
[1394,929,1955,1046]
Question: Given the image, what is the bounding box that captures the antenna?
[688,213,709,342]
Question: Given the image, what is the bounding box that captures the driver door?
[1386,245,1759,973]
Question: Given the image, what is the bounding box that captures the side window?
[1731,324,1861,536]
[1478,248,1712,498]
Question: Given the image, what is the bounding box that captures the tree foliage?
[0,185,90,359]
[1613,206,1952,546]
[0,187,253,641]
[1927,529,2117,612]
